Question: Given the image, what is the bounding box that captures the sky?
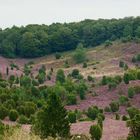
[0,0,140,29]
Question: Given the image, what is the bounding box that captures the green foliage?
[90,124,102,140]
[9,109,18,121]
[71,69,80,78]
[128,87,136,98]
[109,101,119,112]
[76,81,88,100]
[67,94,77,105]
[101,76,107,85]
[32,93,70,138]
[1,17,140,58]
[0,105,9,120]
[73,43,86,63]
[68,112,76,123]
[105,40,112,47]
[87,106,101,120]
[108,82,117,90]
[0,121,5,136]
[119,95,129,105]
[87,76,94,82]
[104,106,111,112]
[122,115,128,121]
[20,75,32,88]
[18,115,29,124]
[24,102,36,118]
[115,113,120,120]
[83,62,87,68]
[123,73,130,84]
[119,60,125,68]
[127,107,140,138]
[56,69,65,84]
[55,52,61,59]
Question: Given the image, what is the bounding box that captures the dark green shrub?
[97,116,103,129]
[18,115,29,124]
[109,101,119,112]
[71,69,79,78]
[105,40,112,47]
[55,52,61,59]
[128,87,135,98]
[32,79,39,86]
[122,115,128,121]
[83,62,87,68]
[98,113,105,121]
[119,95,129,105]
[104,106,111,112]
[87,76,94,82]
[24,102,36,118]
[17,106,25,115]
[101,76,107,85]
[119,60,125,68]
[87,106,99,120]
[68,112,76,123]
[124,64,128,71]
[0,106,9,120]
[115,113,120,120]
[73,43,86,63]
[90,124,102,140]
[37,73,46,84]
[67,94,77,105]
[108,82,117,90]
[0,120,5,136]
[56,69,65,83]
[9,109,18,121]
[123,73,130,84]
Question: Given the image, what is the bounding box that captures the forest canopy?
[0,17,140,58]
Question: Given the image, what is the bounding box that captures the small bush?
[108,82,117,90]
[119,60,125,68]
[87,106,100,120]
[87,76,94,82]
[83,62,87,68]
[68,112,76,123]
[9,109,18,121]
[90,124,102,140]
[55,52,61,59]
[128,87,135,98]
[18,115,29,124]
[122,115,128,121]
[119,95,129,105]
[0,106,9,120]
[72,69,79,78]
[109,101,119,112]
[115,113,120,120]
[104,106,111,112]
[67,94,77,105]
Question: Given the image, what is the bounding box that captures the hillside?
[0,41,140,140]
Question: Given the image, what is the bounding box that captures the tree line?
[0,17,140,58]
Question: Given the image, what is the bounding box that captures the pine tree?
[32,93,70,138]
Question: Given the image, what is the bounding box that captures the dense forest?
[0,16,140,58]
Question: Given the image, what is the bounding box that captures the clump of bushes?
[87,106,103,120]
[18,115,29,124]
[109,101,119,112]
